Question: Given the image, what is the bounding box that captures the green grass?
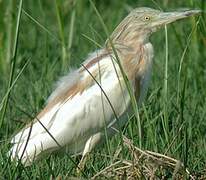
[0,0,206,179]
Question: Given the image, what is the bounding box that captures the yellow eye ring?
[144,16,150,21]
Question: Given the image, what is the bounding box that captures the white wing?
[9,50,131,165]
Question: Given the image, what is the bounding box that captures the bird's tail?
[8,119,59,166]
[8,100,64,166]
[9,130,58,166]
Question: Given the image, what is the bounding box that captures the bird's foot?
[76,153,89,176]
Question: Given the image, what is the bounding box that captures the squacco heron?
[9,7,200,170]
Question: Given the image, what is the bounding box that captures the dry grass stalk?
[91,135,194,179]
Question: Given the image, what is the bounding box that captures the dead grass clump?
[92,135,194,179]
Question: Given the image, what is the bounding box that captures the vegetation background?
[0,0,205,179]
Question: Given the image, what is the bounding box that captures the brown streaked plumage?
[37,66,105,119]
[9,7,200,171]
[79,51,110,72]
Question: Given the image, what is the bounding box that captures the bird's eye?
[144,16,150,21]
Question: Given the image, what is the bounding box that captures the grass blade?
[0,0,23,128]
[89,0,142,148]
[21,8,61,44]
[0,57,31,111]
[54,0,67,70]
[162,25,169,144]
[67,7,76,66]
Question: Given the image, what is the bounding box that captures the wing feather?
[9,50,132,165]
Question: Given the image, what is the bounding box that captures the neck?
[105,28,152,81]
[106,28,151,51]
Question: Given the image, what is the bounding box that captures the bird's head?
[108,7,201,45]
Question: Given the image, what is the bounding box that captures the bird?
[9,7,200,170]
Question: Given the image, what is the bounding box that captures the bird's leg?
[76,132,102,175]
